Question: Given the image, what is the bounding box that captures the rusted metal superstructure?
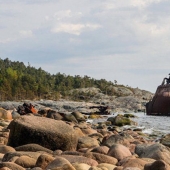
[146,74,170,115]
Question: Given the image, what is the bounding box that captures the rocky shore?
[0,100,170,170]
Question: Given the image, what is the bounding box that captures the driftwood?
[17,102,38,115]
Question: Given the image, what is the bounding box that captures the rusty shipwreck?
[146,75,170,115]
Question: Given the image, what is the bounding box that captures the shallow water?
[88,112,170,138]
[131,112,170,137]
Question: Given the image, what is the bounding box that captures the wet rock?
[71,111,86,122]
[107,114,137,126]
[63,113,78,123]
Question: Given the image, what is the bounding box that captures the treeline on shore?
[0,58,133,101]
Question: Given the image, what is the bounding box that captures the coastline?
[0,100,170,169]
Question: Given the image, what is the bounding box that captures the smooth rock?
[7,115,78,151]
[107,144,132,161]
[36,153,55,169]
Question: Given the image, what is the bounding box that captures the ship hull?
[146,84,170,115]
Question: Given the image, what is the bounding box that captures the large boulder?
[7,115,78,151]
[135,143,170,166]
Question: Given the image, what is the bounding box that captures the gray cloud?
[1,0,170,92]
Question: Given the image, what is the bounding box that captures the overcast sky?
[0,0,170,93]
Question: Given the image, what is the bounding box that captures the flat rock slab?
[7,115,78,151]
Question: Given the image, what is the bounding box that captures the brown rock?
[7,115,78,151]
[123,168,141,170]
[2,151,41,162]
[73,127,85,137]
[61,155,98,166]
[49,163,76,170]
[0,108,12,120]
[77,136,99,149]
[121,158,151,169]
[15,155,36,168]
[53,150,63,156]
[113,167,123,170]
[71,111,86,122]
[72,163,91,170]
[83,152,118,165]
[91,146,109,155]
[0,145,15,154]
[81,127,98,135]
[46,110,63,120]
[97,163,117,170]
[46,156,74,170]
[102,133,134,147]
[107,144,132,161]
[36,153,55,169]
[144,160,170,170]
[135,143,170,166]
[30,167,43,170]
[0,162,25,170]
[15,143,53,154]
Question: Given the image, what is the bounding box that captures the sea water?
[131,112,170,137]
[88,112,170,139]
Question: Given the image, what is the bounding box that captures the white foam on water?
[86,119,94,123]
[142,128,154,134]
